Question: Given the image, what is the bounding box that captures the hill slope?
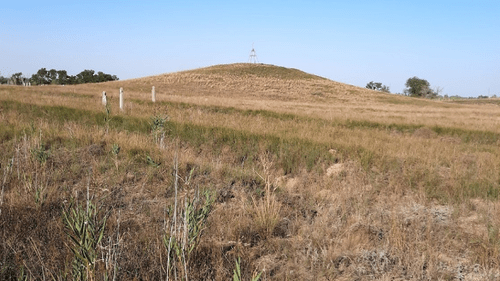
[119,63,373,103]
[89,63,500,132]
[0,63,500,280]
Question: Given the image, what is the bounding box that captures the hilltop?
[116,63,376,103]
[1,63,500,280]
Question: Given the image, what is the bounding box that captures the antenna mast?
[248,43,259,63]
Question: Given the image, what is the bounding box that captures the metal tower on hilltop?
[248,43,259,63]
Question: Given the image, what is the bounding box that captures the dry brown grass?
[1,63,500,280]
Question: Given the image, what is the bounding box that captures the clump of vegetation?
[150,114,169,148]
[403,76,438,98]
[31,142,49,164]
[366,81,390,93]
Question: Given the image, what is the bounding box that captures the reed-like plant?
[163,155,215,280]
[62,197,108,281]
[111,143,120,170]
[103,102,112,135]
[233,257,262,281]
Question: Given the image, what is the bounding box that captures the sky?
[1,0,499,97]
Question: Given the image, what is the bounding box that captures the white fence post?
[102,91,107,106]
[119,88,124,111]
[152,86,156,103]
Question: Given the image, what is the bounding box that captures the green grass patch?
[431,126,499,145]
[41,91,94,99]
[150,100,300,122]
[376,95,443,107]
[0,123,24,142]
[341,119,424,133]
[4,99,500,202]
[156,100,500,145]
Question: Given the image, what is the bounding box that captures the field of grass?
[1,63,500,280]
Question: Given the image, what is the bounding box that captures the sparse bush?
[111,143,120,156]
[251,155,281,239]
[150,114,169,148]
[31,142,49,164]
[366,81,390,93]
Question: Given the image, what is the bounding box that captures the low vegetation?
[1,63,499,280]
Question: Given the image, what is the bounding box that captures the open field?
[1,63,500,280]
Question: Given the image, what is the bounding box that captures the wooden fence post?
[152,86,156,103]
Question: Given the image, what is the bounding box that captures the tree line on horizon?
[367,77,445,99]
[0,68,118,86]
[367,77,497,99]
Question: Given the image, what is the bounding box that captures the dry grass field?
[1,63,500,280]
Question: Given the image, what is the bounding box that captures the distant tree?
[366,81,390,93]
[404,77,436,98]
[77,69,96,84]
[76,69,118,83]
[30,68,50,85]
[96,71,110,83]
[11,72,24,85]
[48,69,58,84]
[56,70,68,85]
[38,68,49,84]
[66,75,77,85]
[30,74,40,85]
[0,75,8,84]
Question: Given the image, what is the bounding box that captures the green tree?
[31,68,50,85]
[11,72,24,85]
[96,71,109,83]
[366,81,390,93]
[30,74,40,85]
[404,77,436,98]
[48,69,57,84]
[66,75,77,85]
[77,69,96,83]
[56,70,68,85]
[38,68,49,84]
[0,75,8,84]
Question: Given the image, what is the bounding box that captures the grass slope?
[1,63,499,280]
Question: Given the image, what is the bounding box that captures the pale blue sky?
[1,1,499,97]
